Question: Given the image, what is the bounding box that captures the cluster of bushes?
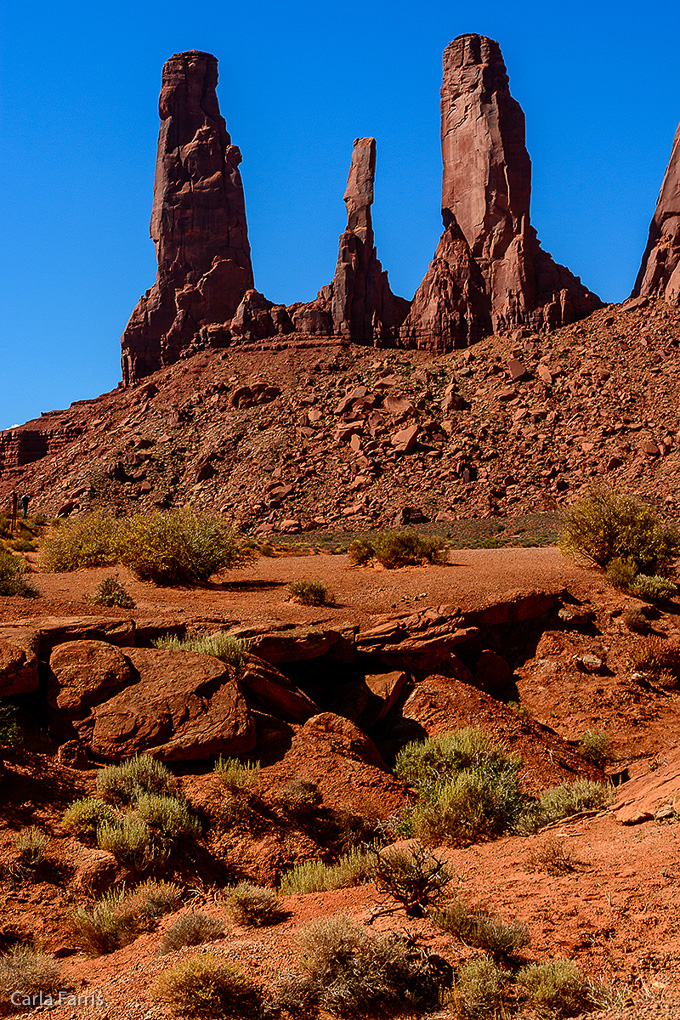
[71,880,183,955]
[40,509,256,585]
[349,530,448,568]
[561,488,679,599]
[393,727,612,844]
[287,579,333,605]
[62,755,201,873]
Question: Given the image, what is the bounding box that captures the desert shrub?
[0,550,39,597]
[370,842,452,916]
[605,556,637,591]
[287,579,333,605]
[91,574,135,608]
[115,509,257,585]
[622,607,649,633]
[395,727,520,799]
[0,948,63,1000]
[153,953,263,1018]
[11,538,37,552]
[160,912,225,953]
[134,793,202,840]
[278,848,373,895]
[517,959,593,1016]
[630,635,680,679]
[288,914,440,1015]
[433,901,529,962]
[12,827,49,878]
[560,488,680,576]
[349,530,448,569]
[449,956,511,1018]
[96,754,178,805]
[71,881,181,956]
[224,882,288,927]
[96,816,161,872]
[527,838,578,876]
[629,573,678,601]
[62,797,117,840]
[154,632,250,674]
[214,756,260,794]
[0,703,22,748]
[40,511,120,572]
[413,768,527,845]
[578,730,611,766]
[276,777,322,814]
[519,779,612,833]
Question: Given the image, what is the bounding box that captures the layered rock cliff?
[404,34,600,349]
[121,51,254,384]
[633,123,680,305]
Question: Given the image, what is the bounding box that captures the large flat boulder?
[48,640,132,712]
[76,648,255,761]
[0,626,40,696]
[357,607,478,671]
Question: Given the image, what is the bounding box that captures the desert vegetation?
[348,530,448,568]
[154,631,250,673]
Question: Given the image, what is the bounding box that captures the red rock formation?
[633,123,680,305]
[405,34,600,348]
[121,51,254,384]
[291,137,409,341]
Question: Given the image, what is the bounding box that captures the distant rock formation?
[404,34,600,349]
[290,137,409,342]
[121,51,254,384]
[633,123,680,305]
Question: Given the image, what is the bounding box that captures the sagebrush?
[348,530,448,568]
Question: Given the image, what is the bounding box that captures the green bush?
[0,703,22,748]
[153,954,263,1018]
[519,779,612,833]
[278,848,373,895]
[160,912,225,953]
[0,948,64,1001]
[224,882,288,927]
[214,756,260,794]
[560,488,680,576]
[12,827,49,879]
[96,755,178,805]
[370,842,452,916]
[71,881,181,956]
[115,509,257,585]
[395,727,520,800]
[517,959,593,1016]
[605,556,637,591]
[449,956,511,1018]
[40,511,120,572]
[286,914,440,1015]
[62,798,117,841]
[629,573,678,601]
[287,580,333,605]
[134,793,202,840]
[91,574,136,608]
[154,632,250,675]
[0,550,39,597]
[349,530,448,569]
[276,777,322,815]
[433,901,529,962]
[96,816,161,872]
[578,730,611,766]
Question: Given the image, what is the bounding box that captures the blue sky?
[1,0,679,431]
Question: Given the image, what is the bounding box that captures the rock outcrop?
[121,51,254,384]
[404,34,600,348]
[632,123,680,305]
[288,138,409,342]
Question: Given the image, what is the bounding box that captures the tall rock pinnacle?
[405,34,600,348]
[121,51,254,384]
[633,123,680,305]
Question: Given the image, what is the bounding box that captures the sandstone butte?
[633,122,680,305]
[120,35,603,384]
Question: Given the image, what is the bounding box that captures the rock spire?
[633,123,680,305]
[121,51,253,384]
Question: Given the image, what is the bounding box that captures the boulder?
[76,648,255,761]
[0,626,40,696]
[612,747,680,825]
[240,654,318,722]
[357,608,479,672]
[632,123,680,306]
[48,640,132,712]
[244,625,355,665]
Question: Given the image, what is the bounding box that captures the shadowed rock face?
[633,123,680,305]
[405,34,600,348]
[121,51,253,384]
